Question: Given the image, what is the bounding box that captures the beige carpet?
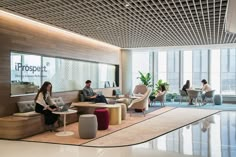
[83,108,220,147]
[23,107,174,145]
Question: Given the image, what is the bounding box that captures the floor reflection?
[135,111,236,157]
[0,111,235,157]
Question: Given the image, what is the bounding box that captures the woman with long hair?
[182,80,193,105]
[35,81,59,132]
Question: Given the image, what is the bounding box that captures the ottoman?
[120,103,127,120]
[79,114,97,139]
[214,94,223,105]
[94,109,109,130]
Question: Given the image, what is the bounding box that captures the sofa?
[0,97,78,140]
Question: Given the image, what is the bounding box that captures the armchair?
[133,85,148,97]
[128,88,151,116]
[151,91,167,107]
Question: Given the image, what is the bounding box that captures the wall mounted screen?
[11,51,118,96]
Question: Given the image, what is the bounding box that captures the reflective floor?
[0,111,235,157]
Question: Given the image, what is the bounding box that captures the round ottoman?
[79,114,97,139]
[94,109,109,130]
[214,94,223,105]
[120,103,127,120]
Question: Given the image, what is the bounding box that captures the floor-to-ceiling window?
[167,50,180,92]
[183,50,193,87]
[221,48,236,95]
[132,52,150,90]
[131,46,236,96]
[210,49,221,94]
[192,49,209,88]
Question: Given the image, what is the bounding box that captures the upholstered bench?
[214,94,223,105]
[0,97,78,139]
[94,109,109,130]
[79,114,97,139]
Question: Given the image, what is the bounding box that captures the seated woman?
[153,84,167,106]
[182,80,193,105]
[201,79,212,105]
[156,84,166,97]
[35,81,59,132]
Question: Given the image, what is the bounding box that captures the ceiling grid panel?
[0,0,235,48]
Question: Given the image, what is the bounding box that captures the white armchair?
[133,85,148,97]
[128,88,151,116]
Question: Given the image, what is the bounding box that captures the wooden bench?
[0,97,78,140]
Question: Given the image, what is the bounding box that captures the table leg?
[63,114,66,133]
[55,114,74,136]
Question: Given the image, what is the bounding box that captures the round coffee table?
[53,109,77,136]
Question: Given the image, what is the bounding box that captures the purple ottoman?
[94,109,109,130]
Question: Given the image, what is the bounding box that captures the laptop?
[58,104,70,112]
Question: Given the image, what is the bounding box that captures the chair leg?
[143,109,145,117]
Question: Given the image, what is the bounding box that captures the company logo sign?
[15,63,49,74]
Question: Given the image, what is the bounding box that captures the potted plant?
[136,71,152,87]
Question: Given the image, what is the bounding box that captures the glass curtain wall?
[167,50,180,92]
[192,49,209,88]
[132,52,150,90]
[221,48,236,95]
[132,47,236,95]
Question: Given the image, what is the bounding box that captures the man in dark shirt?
[82,80,108,104]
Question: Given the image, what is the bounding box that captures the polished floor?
[0,111,235,157]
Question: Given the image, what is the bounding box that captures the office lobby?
[0,0,236,157]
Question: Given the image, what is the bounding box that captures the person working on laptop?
[35,81,59,132]
[83,80,108,104]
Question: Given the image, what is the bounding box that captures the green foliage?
[155,79,169,92]
[170,93,177,99]
[137,71,152,87]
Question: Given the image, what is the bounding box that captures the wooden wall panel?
[0,10,121,117]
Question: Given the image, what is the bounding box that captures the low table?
[71,102,122,125]
[53,109,77,136]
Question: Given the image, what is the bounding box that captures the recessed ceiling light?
[125,3,130,7]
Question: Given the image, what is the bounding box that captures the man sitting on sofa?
[83,80,108,104]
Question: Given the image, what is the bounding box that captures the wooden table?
[71,102,122,125]
[187,89,203,106]
[106,95,140,99]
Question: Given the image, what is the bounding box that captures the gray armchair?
[204,90,215,104]
[179,89,188,104]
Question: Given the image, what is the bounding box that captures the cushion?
[52,97,65,107]
[13,111,40,117]
[113,89,121,96]
[17,101,35,113]
[80,94,85,102]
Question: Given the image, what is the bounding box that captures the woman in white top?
[201,79,212,105]
[35,81,59,131]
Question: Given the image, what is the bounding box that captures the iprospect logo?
[15,63,48,74]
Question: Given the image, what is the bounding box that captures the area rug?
[22,106,175,145]
[82,108,220,147]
